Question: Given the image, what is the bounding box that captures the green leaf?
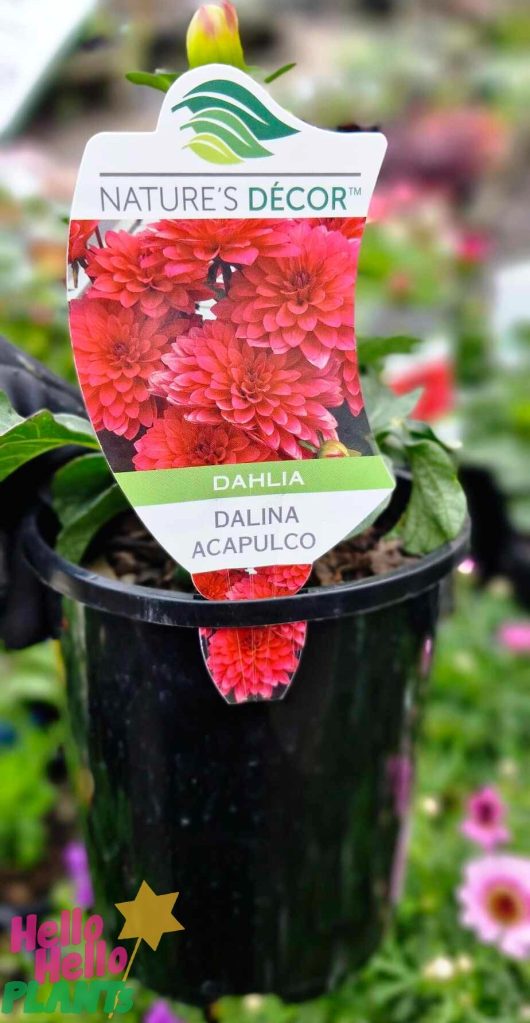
[362,376,423,436]
[395,439,467,555]
[0,393,24,430]
[0,392,98,483]
[357,335,423,366]
[55,485,127,564]
[51,452,114,524]
[52,453,127,564]
[125,70,180,93]
[264,62,297,84]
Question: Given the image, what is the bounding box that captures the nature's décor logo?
[172,77,299,164]
[2,881,184,1016]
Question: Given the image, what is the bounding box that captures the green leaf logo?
[173,78,298,165]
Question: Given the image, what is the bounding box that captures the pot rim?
[22,508,469,628]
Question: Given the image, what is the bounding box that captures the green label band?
[116,455,394,507]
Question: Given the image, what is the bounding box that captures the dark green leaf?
[264,63,297,84]
[395,439,467,555]
[52,451,127,563]
[125,71,179,93]
[357,335,423,366]
[51,452,114,526]
[55,485,127,564]
[0,392,98,483]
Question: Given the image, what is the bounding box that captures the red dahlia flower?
[193,564,311,601]
[68,220,98,263]
[306,217,365,241]
[69,298,174,440]
[133,407,273,470]
[227,564,311,599]
[338,348,363,416]
[216,222,356,369]
[150,320,341,459]
[200,621,307,702]
[145,218,298,277]
[86,230,209,317]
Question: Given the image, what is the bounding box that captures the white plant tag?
[68,65,394,703]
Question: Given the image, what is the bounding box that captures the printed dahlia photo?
[69,297,175,440]
[85,229,210,317]
[133,407,273,470]
[67,213,369,701]
[200,622,307,702]
[144,217,299,276]
[150,319,341,459]
[215,221,357,369]
[68,220,99,264]
[192,565,311,601]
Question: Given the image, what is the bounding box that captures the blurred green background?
[1,1,530,1020]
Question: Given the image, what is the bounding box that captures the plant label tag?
[68,65,393,577]
[68,65,394,703]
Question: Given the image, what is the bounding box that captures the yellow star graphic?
[115,880,185,952]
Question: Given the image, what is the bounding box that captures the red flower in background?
[69,298,174,440]
[133,407,273,469]
[86,230,209,317]
[390,358,455,422]
[145,218,298,277]
[68,220,98,263]
[150,320,341,459]
[217,222,356,369]
[200,621,307,702]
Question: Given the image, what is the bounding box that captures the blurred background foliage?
[1,0,530,1020]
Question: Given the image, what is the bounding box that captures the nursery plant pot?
[22,506,468,1006]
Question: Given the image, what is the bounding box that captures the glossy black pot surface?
[23,511,468,1005]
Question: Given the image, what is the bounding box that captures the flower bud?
[187,2,246,70]
[317,440,350,459]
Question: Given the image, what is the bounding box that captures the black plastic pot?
[22,508,468,1006]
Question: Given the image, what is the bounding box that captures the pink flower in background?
[133,407,273,470]
[146,218,298,276]
[217,221,356,369]
[63,841,93,909]
[497,622,530,655]
[201,621,306,701]
[150,319,341,459]
[69,298,174,440]
[461,787,510,851]
[455,230,491,266]
[68,220,98,263]
[86,230,209,317]
[458,855,530,959]
[144,1002,184,1023]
